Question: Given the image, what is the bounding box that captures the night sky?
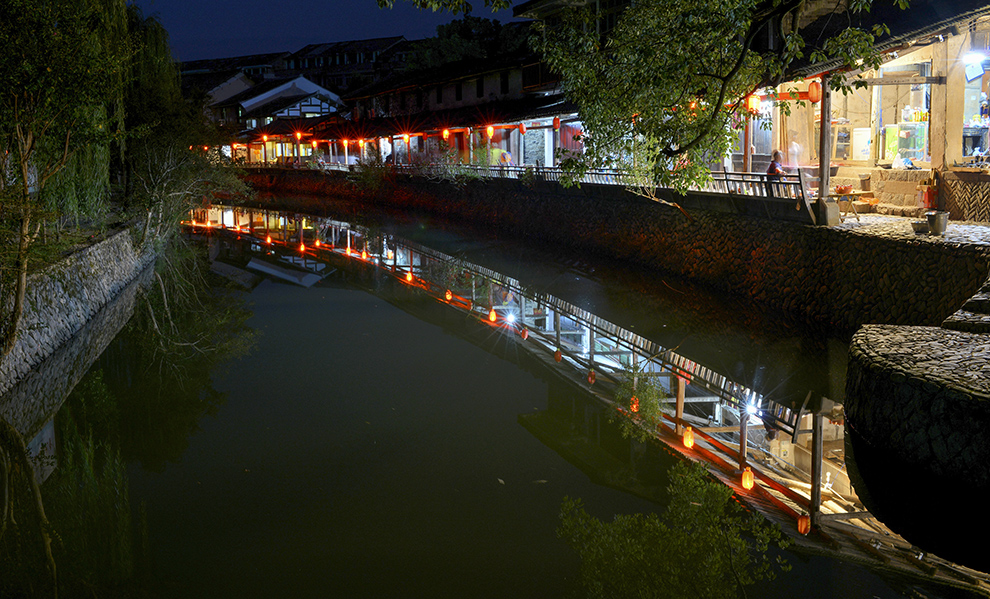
[133,0,522,63]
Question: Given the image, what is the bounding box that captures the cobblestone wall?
[0,228,156,397]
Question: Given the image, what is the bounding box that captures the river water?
[0,198,968,597]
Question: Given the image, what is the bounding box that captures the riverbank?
[0,226,156,398]
[241,167,990,338]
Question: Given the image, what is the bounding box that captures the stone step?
[963,291,990,314]
[873,203,927,218]
[941,309,990,334]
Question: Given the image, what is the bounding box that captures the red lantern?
[488,308,497,323]
[486,125,495,138]
[299,242,306,252]
[553,117,560,130]
[746,95,761,114]
[442,128,450,140]
[808,80,823,104]
[361,249,367,260]
[797,514,811,535]
[265,235,271,244]
[315,239,321,247]
[445,289,453,301]
[519,123,526,135]
[741,467,754,490]
[520,328,529,340]
[403,133,410,143]
[588,370,596,385]
[683,426,695,449]
[630,396,639,413]
[554,349,562,362]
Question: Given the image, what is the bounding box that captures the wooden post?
[554,311,561,349]
[743,116,753,172]
[739,407,748,468]
[675,375,686,435]
[811,411,824,525]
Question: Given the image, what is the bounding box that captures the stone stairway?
[941,275,990,333]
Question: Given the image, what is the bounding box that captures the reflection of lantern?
[315,239,321,247]
[554,349,562,362]
[797,514,811,535]
[683,426,695,449]
[553,116,560,130]
[587,370,596,385]
[443,128,450,140]
[519,123,526,135]
[266,235,272,244]
[630,396,639,413]
[520,328,529,340]
[808,80,823,104]
[741,467,754,490]
[746,95,761,113]
[361,249,367,260]
[445,289,452,301]
[486,125,495,138]
[488,308,497,323]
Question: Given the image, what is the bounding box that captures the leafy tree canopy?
[559,461,790,599]
[407,14,530,70]
[376,0,509,13]
[534,0,906,192]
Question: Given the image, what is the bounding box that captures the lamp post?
[295,131,302,163]
[262,135,268,164]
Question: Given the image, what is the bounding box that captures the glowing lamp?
[299,242,305,252]
[191,220,197,226]
[203,146,209,151]
[519,123,526,135]
[445,289,453,301]
[343,139,349,147]
[553,117,560,130]
[403,134,410,143]
[346,247,352,255]
[442,128,450,140]
[746,95,761,114]
[361,249,367,260]
[315,239,321,247]
[520,328,528,340]
[554,350,562,363]
[387,250,394,260]
[266,235,271,244]
[312,140,318,148]
[797,514,811,535]
[488,308,497,323]
[630,396,639,413]
[358,139,364,147]
[587,370,596,385]
[683,426,695,449]
[808,80,822,104]
[263,135,268,142]
[486,125,495,138]
[295,132,302,140]
[741,467,754,490]
[405,271,413,282]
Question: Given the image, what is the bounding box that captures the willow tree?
[0,0,128,357]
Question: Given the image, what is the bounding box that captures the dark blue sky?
[133,0,521,62]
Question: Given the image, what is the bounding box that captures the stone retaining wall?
[0,227,156,397]
[243,168,990,337]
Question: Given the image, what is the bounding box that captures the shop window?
[963,52,989,157]
[876,61,931,164]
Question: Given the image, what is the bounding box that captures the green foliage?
[611,364,669,442]
[407,14,529,70]
[375,0,510,13]
[559,461,790,599]
[535,0,906,194]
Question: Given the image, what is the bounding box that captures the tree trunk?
[1,213,32,359]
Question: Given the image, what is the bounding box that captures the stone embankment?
[242,168,990,337]
[0,227,156,398]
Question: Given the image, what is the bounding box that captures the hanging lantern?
[486,125,495,138]
[741,467,755,490]
[519,123,526,135]
[553,116,560,130]
[445,289,453,302]
[262,135,268,142]
[520,328,529,340]
[488,308,497,323]
[405,271,413,282]
[797,514,811,535]
[442,128,450,140]
[295,132,302,141]
[630,396,639,413]
[403,133,410,143]
[554,349,562,362]
[683,426,695,449]
[808,80,823,104]
[746,95,761,114]
[311,140,318,148]
[588,370,596,385]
